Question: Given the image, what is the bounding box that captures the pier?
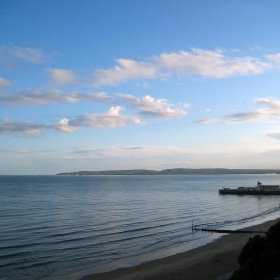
[219,189,280,195]
[219,181,280,195]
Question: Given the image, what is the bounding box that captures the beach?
[81,218,279,280]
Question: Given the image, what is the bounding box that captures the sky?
[1,1,280,175]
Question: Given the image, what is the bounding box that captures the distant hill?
[56,168,280,176]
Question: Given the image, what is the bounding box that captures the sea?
[1,174,280,280]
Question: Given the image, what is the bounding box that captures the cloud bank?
[0,118,48,137]
[54,106,145,133]
[0,92,187,136]
[0,107,145,136]
[92,48,271,86]
[0,89,115,105]
[0,90,187,119]
[196,98,280,124]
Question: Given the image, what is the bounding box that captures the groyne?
[193,227,267,234]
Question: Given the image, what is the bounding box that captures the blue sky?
[1,1,280,174]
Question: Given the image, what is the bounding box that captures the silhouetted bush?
[231,221,280,280]
[266,221,280,248]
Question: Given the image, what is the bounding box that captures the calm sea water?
[1,174,280,280]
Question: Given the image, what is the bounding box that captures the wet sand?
[81,218,279,280]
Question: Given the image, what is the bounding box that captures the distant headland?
[56,168,280,176]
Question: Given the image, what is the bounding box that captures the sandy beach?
[81,218,280,280]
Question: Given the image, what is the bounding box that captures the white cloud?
[0,89,115,105]
[195,118,218,125]
[196,98,280,124]
[0,148,36,154]
[54,106,146,133]
[39,48,277,87]
[117,94,187,118]
[182,103,191,109]
[266,131,280,141]
[0,77,12,86]
[0,45,50,64]
[0,106,145,136]
[256,97,280,108]
[266,53,280,66]
[0,90,186,121]
[94,59,157,86]
[0,118,47,137]
[47,68,77,86]
[69,146,145,160]
[55,118,80,133]
[86,92,116,103]
[156,48,270,78]
[9,47,48,63]
[69,145,191,160]
[93,48,272,86]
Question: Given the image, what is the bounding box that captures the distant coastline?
[56,168,280,176]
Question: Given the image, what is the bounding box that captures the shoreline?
[79,217,280,280]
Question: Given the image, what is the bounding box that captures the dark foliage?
[237,235,265,266]
[231,221,280,280]
[266,221,280,248]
